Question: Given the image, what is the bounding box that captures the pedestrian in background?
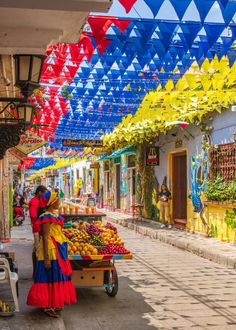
[29,185,47,278]
[59,189,65,201]
[158,184,172,229]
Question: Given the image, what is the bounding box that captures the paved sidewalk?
[102,209,236,269]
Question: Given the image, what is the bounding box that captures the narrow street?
[1,221,236,330]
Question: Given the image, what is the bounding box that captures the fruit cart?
[63,221,132,297]
[61,211,107,223]
[69,253,132,297]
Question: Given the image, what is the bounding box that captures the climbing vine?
[136,144,159,220]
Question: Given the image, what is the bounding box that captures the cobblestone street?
[109,224,236,329]
[2,220,236,330]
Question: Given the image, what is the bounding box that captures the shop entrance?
[115,164,121,209]
[172,151,187,227]
[127,168,136,212]
[105,171,110,200]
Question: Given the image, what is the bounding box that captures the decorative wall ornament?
[175,139,183,148]
[0,124,24,160]
[189,151,208,213]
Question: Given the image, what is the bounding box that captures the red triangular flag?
[119,0,137,13]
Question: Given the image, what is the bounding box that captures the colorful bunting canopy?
[102,56,236,150]
[30,0,236,148]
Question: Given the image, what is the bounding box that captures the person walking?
[29,185,47,278]
[158,184,172,229]
[27,191,76,317]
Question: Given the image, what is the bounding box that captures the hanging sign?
[146,146,159,166]
[15,132,46,156]
[62,139,103,148]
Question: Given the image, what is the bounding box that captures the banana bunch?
[0,299,14,313]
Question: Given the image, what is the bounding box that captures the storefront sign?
[146,146,159,166]
[15,132,46,156]
[62,139,103,148]
[90,162,100,169]
[9,148,25,161]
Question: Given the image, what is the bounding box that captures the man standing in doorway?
[29,185,47,278]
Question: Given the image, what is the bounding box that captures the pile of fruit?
[0,300,14,313]
[68,242,98,256]
[63,221,130,256]
[99,244,130,255]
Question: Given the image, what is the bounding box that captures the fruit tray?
[69,253,133,261]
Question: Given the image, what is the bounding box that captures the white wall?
[71,160,87,186]
[210,110,236,145]
[155,125,202,191]
[155,109,236,191]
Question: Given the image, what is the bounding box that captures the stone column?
[0,153,10,240]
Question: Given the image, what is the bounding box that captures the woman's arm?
[41,222,51,269]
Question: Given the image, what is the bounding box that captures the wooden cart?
[69,254,132,297]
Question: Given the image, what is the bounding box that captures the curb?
[108,217,236,269]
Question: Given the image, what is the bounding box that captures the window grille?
[209,142,236,181]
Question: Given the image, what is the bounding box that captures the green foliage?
[205,177,236,202]
[226,209,236,229]
[136,145,159,221]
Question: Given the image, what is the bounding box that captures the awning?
[98,146,136,161]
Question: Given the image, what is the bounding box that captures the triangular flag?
[204,25,225,47]
[118,0,137,13]
[219,2,236,24]
[158,22,177,50]
[219,0,229,8]
[179,23,202,49]
[144,0,163,17]
[194,0,215,23]
[169,0,191,21]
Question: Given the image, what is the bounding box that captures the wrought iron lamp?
[14,54,45,99]
[0,54,45,159]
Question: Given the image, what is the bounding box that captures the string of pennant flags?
[30,0,236,148]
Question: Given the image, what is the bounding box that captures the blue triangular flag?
[144,0,163,17]
[169,0,192,21]
[179,23,202,48]
[204,24,225,47]
[219,2,236,24]
[194,0,215,23]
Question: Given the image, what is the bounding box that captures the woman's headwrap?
[41,191,58,207]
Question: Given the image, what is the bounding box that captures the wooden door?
[116,164,121,209]
[172,152,187,226]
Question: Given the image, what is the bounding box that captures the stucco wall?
[155,109,236,191]
[154,109,236,237]
[210,110,236,145]
[154,125,202,190]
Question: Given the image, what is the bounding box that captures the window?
[127,154,136,168]
[209,142,236,181]
[104,161,110,171]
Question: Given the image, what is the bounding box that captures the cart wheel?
[105,268,118,297]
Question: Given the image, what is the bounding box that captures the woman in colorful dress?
[27,191,77,317]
